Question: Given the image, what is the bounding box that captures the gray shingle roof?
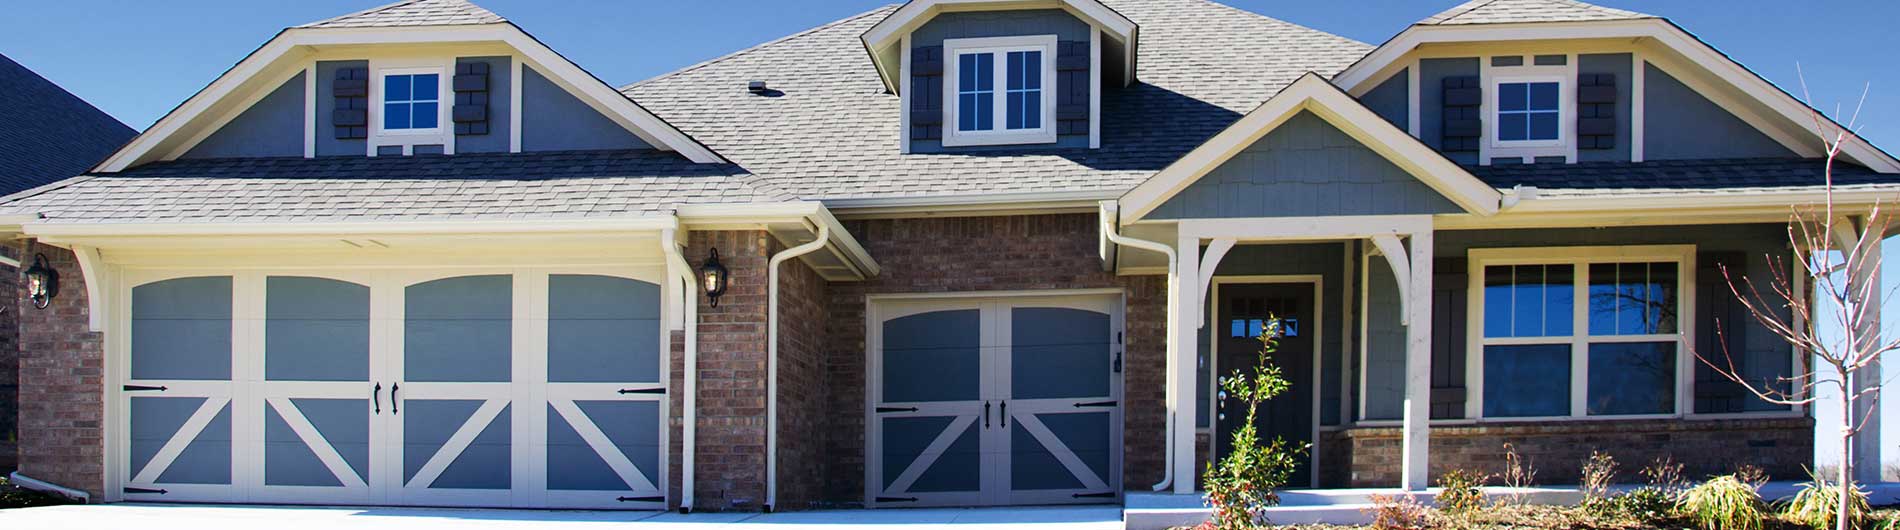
[0,53,137,195]
[1418,0,1652,26]
[0,150,780,223]
[298,0,505,29]
[622,0,1375,202]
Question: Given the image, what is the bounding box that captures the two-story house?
[3,0,1896,523]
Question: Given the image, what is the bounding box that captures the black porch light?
[24,253,58,309]
[700,248,730,307]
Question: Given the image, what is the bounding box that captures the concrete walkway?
[0,503,1125,530]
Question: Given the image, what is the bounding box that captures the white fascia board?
[20,216,681,238]
[1501,187,1900,214]
[1118,74,1500,224]
[97,23,725,173]
[862,0,1136,94]
[677,201,882,278]
[1333,19,1900,173]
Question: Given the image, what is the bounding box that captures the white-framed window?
[1467,245,1694,420]
[379,69,442,134]
[1483,65,1572,160]
[942,35,1057,147]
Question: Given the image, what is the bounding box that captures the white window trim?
[942,35,1059,147]
[1465,245,1697,422]
[1484,64,1574,161]
[368,61,454,156]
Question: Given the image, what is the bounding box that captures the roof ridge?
[620,4,899,92]
[296,0,506,29]
[1190,0,1371,47]
[298,0,430,28]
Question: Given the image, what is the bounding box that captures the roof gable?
[1419,0,1650,26]
[1119,73,1501,223]
[299,0,505,29]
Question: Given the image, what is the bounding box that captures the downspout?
[764,222,829,513]
[8,472,89,502]
[660,228,700,513]
[1098,202,1179,491]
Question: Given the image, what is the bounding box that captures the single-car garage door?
[867,291,1123,507]
[116,267,668,509]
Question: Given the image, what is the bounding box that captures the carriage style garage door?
[867,292,1123,507]
[115,267,668,510]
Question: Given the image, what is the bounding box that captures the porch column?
[1172,232,1201,493]
[1401,230,1433,491]
[1850,225,1882,484]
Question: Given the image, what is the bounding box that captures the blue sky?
[4,0,1900,469]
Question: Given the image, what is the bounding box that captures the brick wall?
[0,244,19,472]
[13,243,103,495]
[774,239,830,510]
[670,231,773,511]
[1325,417,1814,487]
[819,213,1168,504]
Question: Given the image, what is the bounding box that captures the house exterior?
[3,0,1896,516]
[0,52,137,473]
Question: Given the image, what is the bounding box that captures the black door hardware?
[123,385,168,392]
[373,383,382,414]
[391,383,399,414]
[1072,400,1117,408]
[617,388,666,395]
[617,495,665,503]
[124,487,167,495]
[875,406,918,413]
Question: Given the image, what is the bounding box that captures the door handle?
[999,401,1008,428]
[391,383,400,415]
[373,383,382,414]
[984,401,991,428]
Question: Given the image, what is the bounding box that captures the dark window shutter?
[1056,40,1089,138]
[1694,252,1758,414]
[1440,76,1480,152]
[452,61,491,136]
[1577,73,1617,150]
[333,67,369,139]
[909,46,943,141]
[1430,258,1468,419]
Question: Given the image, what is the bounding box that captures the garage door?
[117,268,668,509]
[867,292,1122,507]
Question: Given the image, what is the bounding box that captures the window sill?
[941,130,1058,147]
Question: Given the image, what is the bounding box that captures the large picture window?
[1470,246,1691,419]
[942,35,1056,147]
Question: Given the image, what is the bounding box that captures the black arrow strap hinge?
[124,487,168,495]
[1073,491,1116,499]
[1072,400,1117,408]
[123,385,168,392]
[876,496,919,503]
[875,406,919,413]
[617,495,665,503]
[617,388,666,395]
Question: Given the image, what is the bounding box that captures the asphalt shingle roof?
[1469,158,1895,197]
[0,53,137,195]
[0,150,779,223]
[622,0,1375,202]
[1417,0,1652,26]
[298,0,505,29]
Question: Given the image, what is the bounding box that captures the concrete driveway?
[0,503,1125,530]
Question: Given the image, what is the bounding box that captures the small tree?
[1202,319,1306,530]
[1694,74,1895,530]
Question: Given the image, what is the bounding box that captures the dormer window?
[943,35,1057,147]
[1497,81,1559,142]
[1485,66,1573,160]
[382,72,441,133]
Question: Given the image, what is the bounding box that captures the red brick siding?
[1325,417,1814,487]
[774,243,830,510]
[14,243,103,495]
[819,214,1168,504]
[0,244,20,472]
[671,231,774,511]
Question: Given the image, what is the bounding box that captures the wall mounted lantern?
[24,253,58,309]
[701,248,730,307]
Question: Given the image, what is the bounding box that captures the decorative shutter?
[1694,252,1751,414]
[332,67,369,140]
[909,46,943,141]
[1430,258,1468,419]
[1440,76,1481,152]
[1056,40,1089,137]
[1577,73,1617,150]
[453,62,491,136]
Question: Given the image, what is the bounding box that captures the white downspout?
[765,222,829,512]
[1098,203,1179,491]
[660,228,700,513]
[7,471,89,502]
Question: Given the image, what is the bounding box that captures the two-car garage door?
[116,267,668,509]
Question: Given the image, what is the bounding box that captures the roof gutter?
[763,221,829,513]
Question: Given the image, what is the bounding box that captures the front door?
[868,293,1122,507]
[1214,282,1315,487]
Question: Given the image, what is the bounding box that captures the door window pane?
[1482,344,1571,417]
[1587,341,1676,415]
[1588,262,1678,335]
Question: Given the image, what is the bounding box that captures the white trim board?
[1117,74,1502,224]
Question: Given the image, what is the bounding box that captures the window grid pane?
[1497,81,1559,141]
[957,53,995,132]
[1588,262,1678,336]
[1005,50,1042,130]
[383,73,440,130]
[1586,341,1675,415]
[1483,344,1571,417]
[1482,264,1573,338]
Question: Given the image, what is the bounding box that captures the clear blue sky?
[5,0,1900,470]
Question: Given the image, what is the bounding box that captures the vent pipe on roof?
[747,81,768,94]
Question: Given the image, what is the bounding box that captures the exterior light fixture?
[701,248,730,307]
[23,253,58,310]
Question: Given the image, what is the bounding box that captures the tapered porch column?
[1401,230,1433,491]
[1848,223,1882,485]
[1172,232,1201,493]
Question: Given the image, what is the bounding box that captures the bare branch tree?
[1692,69,1892,530]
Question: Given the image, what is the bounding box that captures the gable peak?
[298,0,506,29]
[1419,0,1652,26]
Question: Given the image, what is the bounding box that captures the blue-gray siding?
[1361,68,1408,130]
[1419,57,1480,165]
[1577,53,1632,163]
[1148,111,1463,220]
[909,9,1091,152]
[182,71,305,159]
[316,60,368,157]
[520,66,650,152]
[455,56,513,154]
[1643,62,1793,160]
[1198,242,1347,427]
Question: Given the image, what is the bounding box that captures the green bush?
[1782,472,1869,530]
[1679,475,1769,530]
[1435,469,1487,515]
[1607,486,1679,525]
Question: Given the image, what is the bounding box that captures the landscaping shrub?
[1200,320,1303,530]
[1606,486,1679,525]
[0,477,72,509]
[1578,451,1618,516]
[1434,469,1487,515]
[1782,471,1869,530]
[1363,493,1433,530]
[1678,474,1768,530]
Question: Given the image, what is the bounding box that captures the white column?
[1852,230,1882,484]
[1172,232,1201,493]
[1401,230,1434,491]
